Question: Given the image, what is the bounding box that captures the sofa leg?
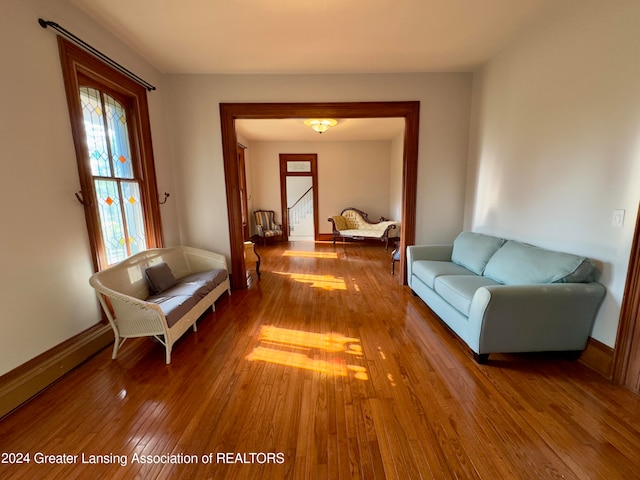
[474,353,489,364]
[112,335,125,360]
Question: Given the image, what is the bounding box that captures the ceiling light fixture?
[304,118,338,134]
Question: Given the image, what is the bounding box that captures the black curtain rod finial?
[38,17,156,92]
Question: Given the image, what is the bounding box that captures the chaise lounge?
[328,207,400,249]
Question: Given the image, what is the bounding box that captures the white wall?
[163,72,473,258]
[466,0,640,347]
[0,0,178,375]
[247,140,395,234]
[389,132,405,221]
[0,1,472,377]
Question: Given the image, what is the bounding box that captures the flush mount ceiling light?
[304,118,338,134]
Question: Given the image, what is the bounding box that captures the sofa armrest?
[91,282,168,337]
[469,282,606,354]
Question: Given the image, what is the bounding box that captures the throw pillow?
[332,215,348,231]
[145,262,177,294]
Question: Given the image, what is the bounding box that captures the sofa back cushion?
[342,209,365,229]
[483,240,596,285]
[451,232,506,275]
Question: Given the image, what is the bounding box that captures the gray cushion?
[434,275,500,316]
[148,295,199,328]
[171,269,229,298]
[145,262,177,294]
[483,240,594,285]
[451,232,505,275]
[147,269,228,327]
[412,260,474,289]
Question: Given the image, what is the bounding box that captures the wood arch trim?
[612,202,640,392]
[220,102,420,290]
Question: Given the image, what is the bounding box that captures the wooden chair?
[254,210,283,245]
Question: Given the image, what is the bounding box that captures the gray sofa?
[407,232,605,363]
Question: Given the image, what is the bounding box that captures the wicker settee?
[89,246,231,364]
[328,207,400,249]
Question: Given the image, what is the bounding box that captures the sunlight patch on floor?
[259,325,363,354]
[282,250,339,259]
[246,325,368,380]
[273,271,346,290]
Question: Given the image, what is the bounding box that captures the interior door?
[279,154,319,242]
[286,176,314,239]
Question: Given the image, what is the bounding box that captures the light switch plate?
[612,209,625,228]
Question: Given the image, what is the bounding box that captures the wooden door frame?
[612,203,640,392]
[279,153,319,242]
[220,101,420,290]
[237,144,250,241]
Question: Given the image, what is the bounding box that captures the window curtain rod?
[38,18,156,92]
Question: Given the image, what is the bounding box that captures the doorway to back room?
[280,153,319,242]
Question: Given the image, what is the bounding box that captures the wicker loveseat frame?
[328,207,400,249]
[89,246,231,364]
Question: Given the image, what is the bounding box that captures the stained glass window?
[80,87,147,265]
[59,39,163,273]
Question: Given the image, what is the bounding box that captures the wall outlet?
[612,209,625,228]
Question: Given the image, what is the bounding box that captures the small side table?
[244,241,261,278]
[391,240,401,275]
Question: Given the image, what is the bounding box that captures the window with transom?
[58,38,163,271]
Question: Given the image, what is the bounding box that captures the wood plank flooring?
[1,241,640,479]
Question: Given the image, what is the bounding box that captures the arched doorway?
[220,101,420,290]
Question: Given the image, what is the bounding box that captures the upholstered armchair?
[254,210,283,245]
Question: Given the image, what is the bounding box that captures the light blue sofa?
[407,232,606,363]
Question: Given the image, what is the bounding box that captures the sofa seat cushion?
[451,232,506,275]
[172,269,228,298]
[483,240,595,285]
[412,260,475,289]
[148,295,199,328]
[261,229,281,237]
[147,269,228,327]
[434,275,500,316]
[338,228,397,239]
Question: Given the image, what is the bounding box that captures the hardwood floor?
[1,241,639,479]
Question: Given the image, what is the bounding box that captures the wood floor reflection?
[1,241,639,479]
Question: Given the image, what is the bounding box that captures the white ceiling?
[70,0,552,75]
[68,0,552,140]
[236,118,405,142]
